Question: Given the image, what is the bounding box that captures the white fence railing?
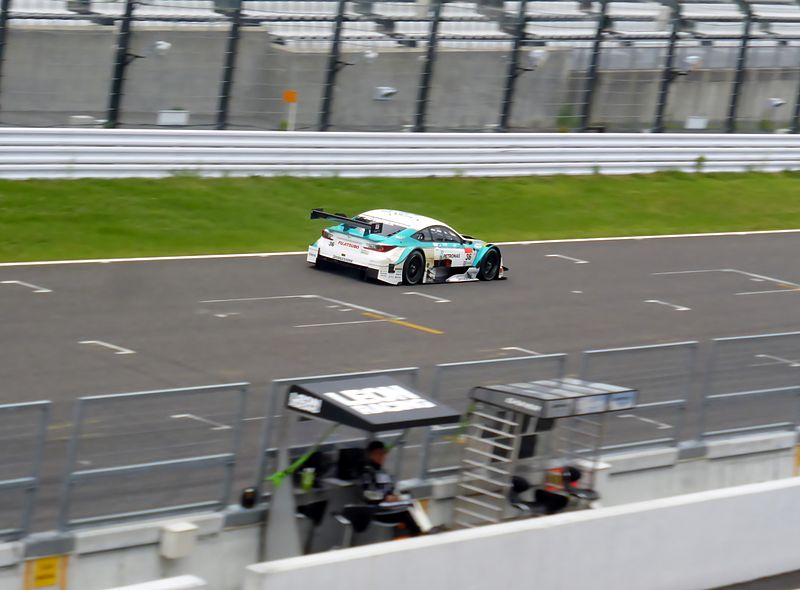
[3,128,800,179]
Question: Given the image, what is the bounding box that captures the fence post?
[579,0,608,131]
[58,400,86,531]
[106,0,136,128]
[318,0,346,131]
[413,0,443,133]
[220,384,248,507]
[215,0,243,130]
[725,6,752,134]
[0,0,10,111]
[792,36,800,132]
[652,1,680,133]
[22,403,50,537]
[497,0,528,132]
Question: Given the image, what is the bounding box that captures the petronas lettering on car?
[307,208,508,285]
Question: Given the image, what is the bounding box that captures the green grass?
[0,172,799,262]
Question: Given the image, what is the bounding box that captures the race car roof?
[358,209,448,232]
[285,375,461,431]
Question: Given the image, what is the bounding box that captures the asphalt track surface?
[2,231,800,533]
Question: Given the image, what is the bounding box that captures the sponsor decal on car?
[337,240,360,250]
[324,385,436,415]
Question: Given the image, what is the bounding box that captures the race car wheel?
[403,250,425,285]
[477,247,501,281]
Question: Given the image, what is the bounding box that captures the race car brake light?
[321,229,334,240]
[363,244,396,253]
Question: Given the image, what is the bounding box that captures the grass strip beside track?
[0,172,799,262]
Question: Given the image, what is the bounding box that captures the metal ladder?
[451,407,523,529]
[549,414,605,490]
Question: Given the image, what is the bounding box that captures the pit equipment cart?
[451,377,638,528]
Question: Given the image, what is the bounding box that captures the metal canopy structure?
[286,375,461,431]
[471,377,639,418]
[265,374,460,560]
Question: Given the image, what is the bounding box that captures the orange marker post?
[283,89,298,131]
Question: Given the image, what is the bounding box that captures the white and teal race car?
[307,208,507,285]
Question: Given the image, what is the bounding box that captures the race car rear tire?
[477,247,501,281]
[403,250,425,285]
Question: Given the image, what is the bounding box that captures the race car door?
[429,225,472,267]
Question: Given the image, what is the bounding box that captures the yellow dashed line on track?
[362,312,444,335]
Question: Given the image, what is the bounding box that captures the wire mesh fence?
[1,0,800,131]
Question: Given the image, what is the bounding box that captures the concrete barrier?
[244,477,800,590]
[103,576,208,590]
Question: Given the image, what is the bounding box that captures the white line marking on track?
[617,414,673,430]
[200,294,316,303]
[403,292,451,303]
[654,268,800,289]
[645,299,691,311]
[501,346,541,355]
[753,354,800,367]
[170,414,231,430]
[243,416,265,422]
[546,254,589,264]
[214,312,240,318]
[571,290,583,294]
[2,229,798,267]
[295,319,394,328]
[79,340,136,355]
[1,280,52,293]
[200,294,401,320]
[737,288,800,296]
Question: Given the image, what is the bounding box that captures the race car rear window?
[353,218,405,237]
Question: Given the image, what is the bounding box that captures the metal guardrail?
[0,401,50,540]
[58,383,248,530]
[700,332,800,438]
[2,129,800,179]
[579,342,698,449]
[5,329,799,534]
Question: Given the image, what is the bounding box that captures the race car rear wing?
[310,208,383,235]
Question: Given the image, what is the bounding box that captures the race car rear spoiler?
[310,208,383,235]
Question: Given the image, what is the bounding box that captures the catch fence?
[2,0,800,132]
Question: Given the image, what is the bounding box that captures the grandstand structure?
[1,0,799,132]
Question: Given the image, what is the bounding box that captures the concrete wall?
[1,24,796,131]
[602,432,797,505]
[244,477,800,590]
[0,513,261,590]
